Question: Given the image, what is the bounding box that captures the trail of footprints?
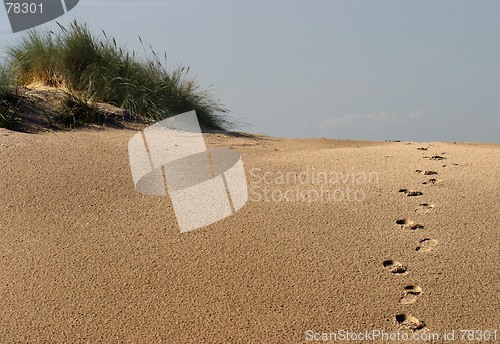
[384,146,447,333]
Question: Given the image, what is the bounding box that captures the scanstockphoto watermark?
[305,329,498,342]
[249,166,379,204]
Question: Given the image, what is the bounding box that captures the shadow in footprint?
[423,155,447,160]
[416,239,438,253]
[422,179,439,185]
[400,285,423,305]
[415,170,438,175]
[396,219,425,230]
[395,313,426,332]
[383,260,408,275]
[399,189,423,196]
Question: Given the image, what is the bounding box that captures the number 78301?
[5,2,43,14]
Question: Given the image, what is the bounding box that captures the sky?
[1,0,499,142]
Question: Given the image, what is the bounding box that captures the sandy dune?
[0,128,498,343]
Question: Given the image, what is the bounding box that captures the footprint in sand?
[423,155,446,160]
[416,239,439,253]
[400,285,423,305]
[395,313,426,332]
[396,219,425,230]
[399,189,423,196]
[417,147,428,151]
[415,170,438,175]
[416,203,435,214]
[422,178,439,185]
[383,260,408,275]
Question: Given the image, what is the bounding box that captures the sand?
[0,128,498,343]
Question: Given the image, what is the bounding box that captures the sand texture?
[0,128,499,343]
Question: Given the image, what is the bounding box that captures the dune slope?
[0,128,498,343]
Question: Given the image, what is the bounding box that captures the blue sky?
[1,0,499,142]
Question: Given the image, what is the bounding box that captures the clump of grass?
[0,100,21,129]
[0,67,22,129]
[0,66,16,98]
[6,20,231,129]
[6,29,62,86]
[56,92,104,128]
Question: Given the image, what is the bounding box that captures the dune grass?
[0,67,21,129]
[0,66,16,99]
[6,20,231,129]
[56,91,104,128]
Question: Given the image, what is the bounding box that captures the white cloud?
[408,108,427,119]
[326,109,427,126]
[325,114,364,125]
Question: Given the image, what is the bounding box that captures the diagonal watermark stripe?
[3,0,80,33]
[128,111,248,233]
